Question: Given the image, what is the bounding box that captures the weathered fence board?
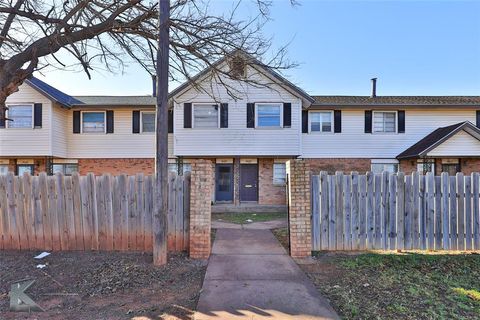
[311,171,480,251]
[0,172,190,252]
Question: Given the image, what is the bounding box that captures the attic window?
[229,56,246,79]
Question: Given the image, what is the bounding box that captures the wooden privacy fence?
[0,172,190,252]
[311,171,480,251]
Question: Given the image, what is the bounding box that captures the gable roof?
[72,95,156,106]
[168,51,315,104]
[397,121,480,159]
[312,95,480,107]
[25,77,84,107]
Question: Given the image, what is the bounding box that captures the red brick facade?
[258,158,286,205]
[305,158,371,174]
[400,158,480,175]
[78,158,154,175]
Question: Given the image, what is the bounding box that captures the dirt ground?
[0,250,207,320]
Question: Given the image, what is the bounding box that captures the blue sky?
[36,0,480,96]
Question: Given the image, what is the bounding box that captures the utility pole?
[153,0,170,265]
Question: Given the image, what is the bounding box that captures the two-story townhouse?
[3,53,480,209]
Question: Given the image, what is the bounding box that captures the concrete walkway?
[194,222,339,320]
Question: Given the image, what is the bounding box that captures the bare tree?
[0,0,297,265]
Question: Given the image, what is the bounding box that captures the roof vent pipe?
[152,75,157,97]
[371,77,377,98]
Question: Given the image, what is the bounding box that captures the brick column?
[286,159,312,258]
[189,159,213,259]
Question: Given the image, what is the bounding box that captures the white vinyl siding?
[373,111,396,133]
[173,65,301,156]
[427,130,480,157]
[256,103,282,128]
[67,108,174,158]
[7,104,33,128]
[82,111,105,133]
[141,111,155,133]
[273,163,286,185]
[2,83,52,156]
[309,111,333,133]
[301,109,478,159]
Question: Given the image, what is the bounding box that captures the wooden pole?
[153,0,170,265]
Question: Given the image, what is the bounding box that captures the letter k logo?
[9,279,43,312]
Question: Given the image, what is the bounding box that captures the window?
[17,164,34,175]
[256,103,282,128]
[141,112,155,133]
[442,164,460,175]
[373,111,396,133]
[417,160,435,175]
[193,104,218,128]
[273,163,287,185]
[371,160,399,174]
[310,111,333,133]
[52,164,78,176]
[168,163,192,174]
[0,165,9,175]
[7,105,33,128]
[82,112,105,133]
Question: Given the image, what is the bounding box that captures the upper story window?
[141,111,155,133]
[309,111,332,133]
[193,104,219,128]
[373,111,396,133]
[256,103,282,128]
[7,105,33,128]
[82,111,105,133]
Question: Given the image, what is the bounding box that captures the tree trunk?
[153,0,170,266]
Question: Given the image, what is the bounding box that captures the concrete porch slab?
[212,203,287,214]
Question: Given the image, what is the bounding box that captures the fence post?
[286,160,312,258]
[189,159,213,259]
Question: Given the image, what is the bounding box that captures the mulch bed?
[0,250,207,320]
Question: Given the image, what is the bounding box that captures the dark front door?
[215,164,234,202]
[240,164,258,202]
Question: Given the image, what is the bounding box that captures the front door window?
[215,164,233,202]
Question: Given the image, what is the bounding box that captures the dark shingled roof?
[397,121,480,159]
[25,77,84,107]
[312,96,480,106]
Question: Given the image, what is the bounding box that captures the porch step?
[211,203,286,214]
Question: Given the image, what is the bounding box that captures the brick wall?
[399,159,417,174]
[305,158,371,175]
[286,159,312,258]
[400,158,480,175]
[258,158,286,205]
[189,159,213,259]
[78,158,154,175]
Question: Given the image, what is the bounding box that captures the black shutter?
[184,103,192,128]
[334,110,342,133]
[247,103,255,128]
[0,106,6,128]
[220,103,228,128]
[132,110,140,133]
[283,103,291,128]
[168,109,174,133]
[34,103,42,128]
[73,110,81,133]
[398,110,405,133]
[365,110,372,133]
[476,110,480,128]
[302,110,308,133]
[106,110,114,133]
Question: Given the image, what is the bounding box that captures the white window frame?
[192,103,220,129]
[52,163,79,176]
[255,102,283,129]
[370,159,399,174]
[372,110,397,134]
[81,110,106,134]
[140,111,156,134]
[273,162,287,185]
[6,104,34,129]
[308,110,334,134]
